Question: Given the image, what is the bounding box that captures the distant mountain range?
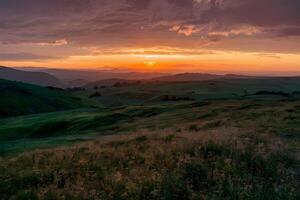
[152,73,254,82]
[0,67,167,87]
[41,68,168,83]
[0,66,64,87]
[0,66,279,89]
[151,73,223,82]
[17,67,169,87]
[85,73,257,88]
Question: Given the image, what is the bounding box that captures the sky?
[0,0,299,75]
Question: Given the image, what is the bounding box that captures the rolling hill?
[0,79,88,118]
[0,66,64,87]
[84,79,142,89]
[80,77,300,106]
[83,73,255,90]
[83,73,252,88]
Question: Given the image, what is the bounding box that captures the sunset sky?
[0,0,299,74]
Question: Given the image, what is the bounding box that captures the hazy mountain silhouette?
[67,79,89,87]
[152,73,222,82]
[41,68,168,83]
[152,73,255,82]
[0,66,64,87]
[85,73,257,88]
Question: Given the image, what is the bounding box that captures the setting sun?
[144,61,157,67]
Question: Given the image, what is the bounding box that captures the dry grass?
[1,126,299,200]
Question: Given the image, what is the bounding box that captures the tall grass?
[0,130,298,200]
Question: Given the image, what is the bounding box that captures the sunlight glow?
[3,47,300,74]
[144,61,156,67]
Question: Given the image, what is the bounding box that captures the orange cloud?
[170,25,202,36]
[209,26,261,37]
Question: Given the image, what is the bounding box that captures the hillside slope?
[0,66,64,87]
[0,79,86,118]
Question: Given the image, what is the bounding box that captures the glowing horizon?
[3,49,300,75]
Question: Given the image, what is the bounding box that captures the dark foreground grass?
[0,131,299,200]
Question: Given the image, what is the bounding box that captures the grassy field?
[0,109,299,199]
[0,105,167,154]
[1,79,300,199]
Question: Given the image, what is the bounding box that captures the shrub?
[161,172,191,200]
[15,191,38,200]
[89,92,101,98]
[185,161,208,191]
[201,142,231,158]
[188,124,200,132]
[162,134,176,142]
[135,136,148,142]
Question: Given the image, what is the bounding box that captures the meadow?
[0,78,300,199]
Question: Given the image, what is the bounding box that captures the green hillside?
[0,79,93,118]
[0,104,169,154]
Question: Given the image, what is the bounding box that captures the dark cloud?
[0,0,299,48]
[195,0,300,35]
[0,53,61,61]
[272,27,300,37]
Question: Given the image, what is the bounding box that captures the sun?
[144,61,156,67]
